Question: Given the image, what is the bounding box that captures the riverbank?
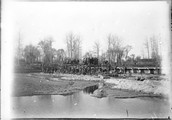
[13,73,98,97]
[13,73,169,98]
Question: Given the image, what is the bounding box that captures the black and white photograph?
[1,0,172,119]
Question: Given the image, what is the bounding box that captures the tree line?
[15,32,161,68]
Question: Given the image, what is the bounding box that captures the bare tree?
[93,41,100,60]
[150,35,159,59]
[144,35,161,62]
[83,51,93,58]
[52,48,57,63]
[107,34,124,66]
[100,51,107,63]
[141,48,145,59]
[144,37,150,58]
[38,37,54,65]
[24,44,40,64]
[16,31,24,64]
[56,49,66,64]
[107,34,116,64]
[149,35,161,66]
[123,45,132,60]
[66,32,82,60]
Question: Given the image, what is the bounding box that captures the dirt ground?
[12,73,165,98]
[13,73,98,97]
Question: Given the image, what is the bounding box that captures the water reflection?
[63,92,82,114]
[12,92,170,118]
[83,85,98,94]
[107,96,170,118]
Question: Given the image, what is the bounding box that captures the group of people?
[42,64,109,75]
[42,58,109,74]
[41,57,132,75]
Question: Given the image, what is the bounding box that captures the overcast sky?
[7,1,170,57]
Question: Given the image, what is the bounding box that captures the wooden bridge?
[116,67,161,74]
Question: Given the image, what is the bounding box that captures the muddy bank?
[13,73,165,99]
[13,73,98,97]
[83,82,163,99]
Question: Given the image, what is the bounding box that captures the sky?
[4,1,171,57]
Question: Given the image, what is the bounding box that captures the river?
[12,86,170,118]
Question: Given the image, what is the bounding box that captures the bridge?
[116,67,161,74]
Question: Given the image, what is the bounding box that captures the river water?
[12,87,170,118]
